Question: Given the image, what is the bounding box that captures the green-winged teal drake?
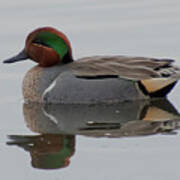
[3,27,180,104]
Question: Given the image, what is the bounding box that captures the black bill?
[3,49,29,64]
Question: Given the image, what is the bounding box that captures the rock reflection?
[7,99,180,170]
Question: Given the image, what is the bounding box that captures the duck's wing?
[70,55,180,94]
[71,55,180,80]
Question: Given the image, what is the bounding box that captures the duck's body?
[3,27,180,104]
[23,55,179,104]
[23,57,146,104]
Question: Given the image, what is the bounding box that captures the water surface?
[1,0,180,179]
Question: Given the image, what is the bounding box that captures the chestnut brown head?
[3,27,73,67]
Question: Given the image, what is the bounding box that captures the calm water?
[1,0,180,179]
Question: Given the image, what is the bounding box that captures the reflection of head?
[31,150,71,169]
[7,134,75,170]
[31,135,75,169]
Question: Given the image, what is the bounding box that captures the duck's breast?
[23,65,68,102]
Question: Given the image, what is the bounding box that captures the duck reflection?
[7,99,180,170]
[23,99,180,136]
[7,134,75,170]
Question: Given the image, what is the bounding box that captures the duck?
[3,27,180,104]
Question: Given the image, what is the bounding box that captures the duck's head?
[3,27,73,67]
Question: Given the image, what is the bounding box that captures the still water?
[1,0,180,179]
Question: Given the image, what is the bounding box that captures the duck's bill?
[3,49,29,64]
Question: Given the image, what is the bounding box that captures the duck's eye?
[32,38,51,47]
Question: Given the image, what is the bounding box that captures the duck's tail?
[138,63,180,97]
[138,77,178,97]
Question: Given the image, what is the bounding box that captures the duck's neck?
[61,52,74,64]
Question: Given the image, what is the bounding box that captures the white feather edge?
[41,106,58,124]
[42,80,57,100]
